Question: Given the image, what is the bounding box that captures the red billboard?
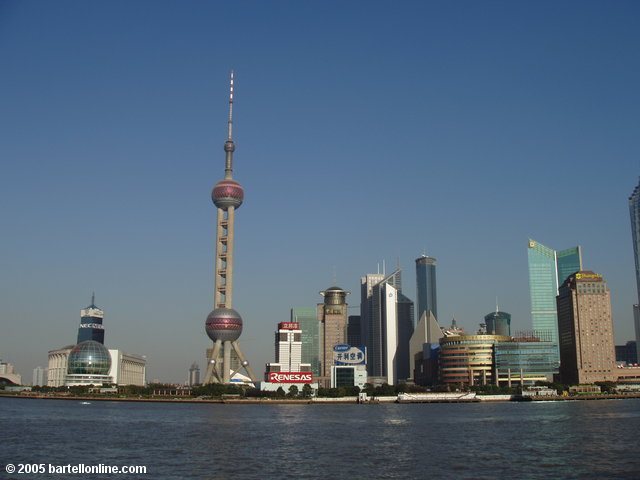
[278,322,300,330]
[268,372,313,383]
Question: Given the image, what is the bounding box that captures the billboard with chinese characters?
[333,345,366,365]
[278,322,300,330]
[268,372,313,383]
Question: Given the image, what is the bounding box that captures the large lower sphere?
[67,340,112,375]
[205,307,243,342]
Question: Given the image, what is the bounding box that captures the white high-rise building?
[266,322,311,375]
[360,270,414,385]
[32,366,47,386]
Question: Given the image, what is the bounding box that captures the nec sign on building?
[333,345,366,365]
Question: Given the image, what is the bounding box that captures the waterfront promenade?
[3,391,640,404]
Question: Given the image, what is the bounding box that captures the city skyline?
[1,2,639,383]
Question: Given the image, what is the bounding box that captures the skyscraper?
[77,293,105,344]
[629,179,640,359]
[360,273,385,359]
[347,315,362,347]
[527,239,582,360]
[188,362,200,386]
[202,72,256,384]
[317,286,350,387]
[360,270,414,384]
[557,271,616,384]
[32,366,46,387]
[415,255,437,323]
[265,322,311,375]
[291,307,320,376]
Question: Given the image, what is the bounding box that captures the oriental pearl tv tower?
[202,71,256,384]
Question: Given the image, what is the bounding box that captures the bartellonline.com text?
[5,463,147,475]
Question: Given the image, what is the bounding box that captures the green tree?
[276,387,285,397]
[301,384,313,398]
[287,385,299,397]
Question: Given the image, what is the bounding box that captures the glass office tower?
[527,239,582,361]
[291,307,320,376]
[415,255,437,324]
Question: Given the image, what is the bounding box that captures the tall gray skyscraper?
[32,366,46,387]
[188,362,200,386]
[360,270,414,384]
[629,179,640,358]
[415,255,437,323]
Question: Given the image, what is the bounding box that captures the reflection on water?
[1,398,639,479]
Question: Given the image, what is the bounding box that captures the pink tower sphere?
[212,179,244,210]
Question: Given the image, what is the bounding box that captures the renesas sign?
[268,372,313,383]
[333,345,366,365]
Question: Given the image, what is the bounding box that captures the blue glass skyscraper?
[291,307,321,376]
[415,255,437,324]
[527,239,582,360]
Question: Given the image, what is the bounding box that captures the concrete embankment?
[2,392,640,404]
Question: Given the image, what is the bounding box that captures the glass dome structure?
[67,340,112,375]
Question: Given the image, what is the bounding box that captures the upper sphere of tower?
[224,140,235,153]
[212,179,244,210]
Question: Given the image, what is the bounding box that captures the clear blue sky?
[1,1,639,383]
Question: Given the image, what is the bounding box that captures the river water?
[1,397,639,479]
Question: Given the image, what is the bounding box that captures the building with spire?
[77,293,105,344]
[202,72,256,385]
[47,296,146,387]
[484,309,511,337]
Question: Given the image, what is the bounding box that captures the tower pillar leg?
[223,340,231,383]
[203,339,223,384]
[232,340,257,382]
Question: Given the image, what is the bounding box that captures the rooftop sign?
[278,322,300,330]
